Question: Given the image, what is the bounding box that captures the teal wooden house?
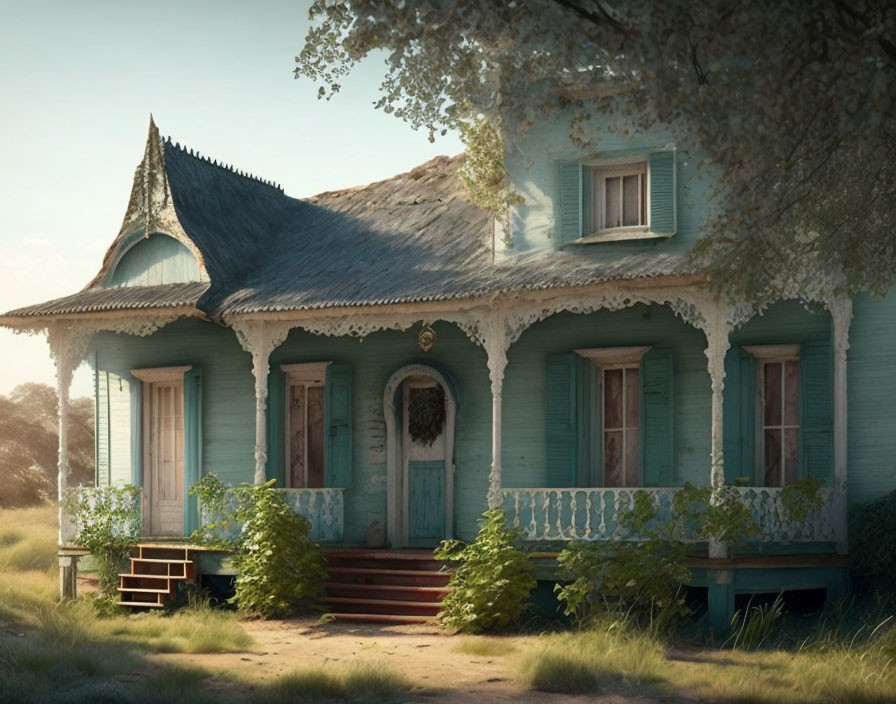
[2,117,893,629]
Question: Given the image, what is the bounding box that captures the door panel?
[408,460,445,546]
[147,380,185,535]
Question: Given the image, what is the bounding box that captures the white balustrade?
[502,486,834,544]
[278,488,345,543]
[61,486,143,546]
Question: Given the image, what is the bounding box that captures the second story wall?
[503,108,714,259]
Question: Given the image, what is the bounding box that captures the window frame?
[744,345,800,487]
[592,162,649,235]
[575,346,651,487]
[281,361,330,489]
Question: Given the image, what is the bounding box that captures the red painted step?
[322,549,450,622]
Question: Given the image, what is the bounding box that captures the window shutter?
[558,161,583,241]
[648,151,676,235]
[129,377,142,487]
[265,366,286,487]
[183,367,203,535]
[800,340,833,485]
[641,348,674,486]
[723,346,755,484]
[546,353,580,486]
[325,363,352,488]
[95,367,110,486]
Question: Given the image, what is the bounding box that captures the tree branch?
[550,0,627,35]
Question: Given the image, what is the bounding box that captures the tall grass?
[519,619,665,694]
[518,611,896,703]
[252,663,419,703]
[0,504,58,626]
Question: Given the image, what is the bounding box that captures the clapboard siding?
[271,323,491,544]
[505,110,708,254]
[847,292,896,508]
[502,305,711,488]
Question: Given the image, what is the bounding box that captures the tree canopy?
[0,383,93,508]
[296,1,895,304]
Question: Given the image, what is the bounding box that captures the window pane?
[764,362,782,426]
[622,175,640,226]
[784,427,799,485]
[605,177,621,228]
[625,367,639,429]
[307,385,326,488]
[288,384,306,488]
[624,429,639,487]
[604,430,623,487]
[604,369,623,429]
[764,428,782,487]
[784,360,799,426]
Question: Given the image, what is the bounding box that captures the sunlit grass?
[519,623,664,695]
[518,616,896,703]
[452,636,517,657]
[250,663,420,703]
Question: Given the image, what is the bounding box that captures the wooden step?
[131,558,192,564]
[325,567,451,585]
[118,601,165,609]
[324,582,451,602]
[117,586,171,594]
[324,596,443,616]
[327,612,433,624]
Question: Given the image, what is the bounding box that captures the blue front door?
[403,379,447,547]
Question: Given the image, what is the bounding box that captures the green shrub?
[851,489,896,592]
[555,539,690,634]
[190,474,327,618]
[434,508,536,633]
[63,486,141,598]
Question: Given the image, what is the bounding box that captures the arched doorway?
[383,364,457,548]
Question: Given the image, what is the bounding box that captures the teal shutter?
[648,151,676,235]
[183,367,203,535]
[324,363,352,488]
[800,340,833,485]
[558,161,583,240]
[581,165,593,236]
[575,356,593,487]
[265,366,286,487]
[723,346,755,485]
[641,348,674,486]
[129,377,142,487]
[546,353,580,486]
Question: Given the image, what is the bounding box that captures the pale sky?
[0,0,462,399]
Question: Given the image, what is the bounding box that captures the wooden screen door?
[403,378,447,547]
[145,379,185,535]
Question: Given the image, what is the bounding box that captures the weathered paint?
[504,111,710,255]
[847,291,896,508]
[108,233,200,287]
[89,296,896,550]
[408,460,446,546]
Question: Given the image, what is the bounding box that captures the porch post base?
[707,569,734,639]
[58,555,78,601]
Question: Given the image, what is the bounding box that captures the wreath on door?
[408,385,446,445]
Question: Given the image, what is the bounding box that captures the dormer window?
[557,150,676,243]
[593,162,647,232]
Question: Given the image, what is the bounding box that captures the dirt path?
[150,618,679,703]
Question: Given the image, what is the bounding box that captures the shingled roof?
[0,122,696,325]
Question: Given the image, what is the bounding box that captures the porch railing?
[60,485,143,546]
[198,487,345,544]
[501,486,835,544]
[278,488,344,543]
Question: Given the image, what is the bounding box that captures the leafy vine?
[459,118,524,250]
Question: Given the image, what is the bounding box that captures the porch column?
[483,310,509,509]
[829,295,852,555]
[702,299,732,559]
[47,323,95,546]
[232,321,291,486]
